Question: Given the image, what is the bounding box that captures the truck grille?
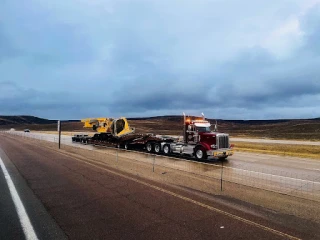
[217,134,229,149]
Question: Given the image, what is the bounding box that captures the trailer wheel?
[163,144,170,155]
[146,142,153,153]
[124,142,129,150]
[195,147,207,161]
[154,143,161,154]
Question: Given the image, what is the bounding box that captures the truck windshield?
[196,127,211,132]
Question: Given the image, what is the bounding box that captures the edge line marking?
[0,157,39,240]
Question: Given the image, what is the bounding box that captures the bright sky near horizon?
[1,0,320,120]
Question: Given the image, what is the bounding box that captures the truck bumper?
[207,149,234,158]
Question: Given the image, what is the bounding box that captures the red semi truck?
[158,113,233,160]
[80,113,234,160]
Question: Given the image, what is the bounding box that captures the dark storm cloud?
[105,3,320,119]
[1,1,320,119]
[0,27,22,62]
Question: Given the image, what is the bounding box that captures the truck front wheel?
[195,148,207,161]
[163,144,170,155]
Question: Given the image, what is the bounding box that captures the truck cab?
[163,114,233,160]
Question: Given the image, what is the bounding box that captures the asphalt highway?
[0,145,67,240]
[1,134,318,239]
[5,131,320,202]
[11,131,320,176]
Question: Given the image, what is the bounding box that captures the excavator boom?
[81,117,135,137]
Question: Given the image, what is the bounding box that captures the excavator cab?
[81,118,113,133]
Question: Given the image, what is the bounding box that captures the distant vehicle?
[24,129,30,132]
[72,134,89,142]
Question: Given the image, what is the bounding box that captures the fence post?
[57,120,61,149]
[116,148,118,168]
[220,160,224,191]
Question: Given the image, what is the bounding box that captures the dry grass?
[234,141,320,159]
[225,120,320,141]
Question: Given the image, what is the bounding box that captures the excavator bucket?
[111,117,135,137]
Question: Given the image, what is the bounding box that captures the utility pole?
[220,159,224,191]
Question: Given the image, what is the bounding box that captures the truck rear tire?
[163,144,170,155]
[154,143,161,154]
[146,142,153,153]
[195,147,207,161]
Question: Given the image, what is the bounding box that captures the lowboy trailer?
[78,113,234,160]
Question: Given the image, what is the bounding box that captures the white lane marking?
[0,157,39,240]
[223,166,320,184]
[304,168,320,172]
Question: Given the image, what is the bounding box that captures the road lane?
[0,146,67,240]
[15,131,320,175]
[4,131,320,201]
[0,161,25,240]
[226,152,320,179]
[0,135,315,239]
[0,156,39,240]
[2,132,320,201]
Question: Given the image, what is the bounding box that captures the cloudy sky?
[1,0,320,120]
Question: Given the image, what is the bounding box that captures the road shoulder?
[0,147,67,240]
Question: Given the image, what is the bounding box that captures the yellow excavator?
[81,117,135,137]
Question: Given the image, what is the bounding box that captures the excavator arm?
[81,117,135,137]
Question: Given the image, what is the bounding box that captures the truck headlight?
[211,144,217,149]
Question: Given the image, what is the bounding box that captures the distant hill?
[128,115,320,124]
[1,114,318,126]
[129,116,320,140]
[0,116,80,131]
[0,115,56,125]
[1,115,319,140]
